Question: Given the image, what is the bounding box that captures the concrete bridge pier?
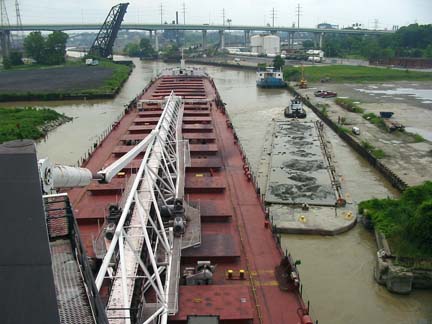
[202,30,207,50]
[288,32,295,49]
[244,30,250,47]
[313,32,324,49]
[0,30,11,59]
[154,30,159,51]
[219,30,225,49]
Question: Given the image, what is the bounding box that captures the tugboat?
[256,66,287,88]
[285,96,307,118]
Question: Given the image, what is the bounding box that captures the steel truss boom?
[95,92,185,324]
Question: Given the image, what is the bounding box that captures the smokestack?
[176,11,179,24]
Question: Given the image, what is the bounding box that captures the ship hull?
[67,68,309,323]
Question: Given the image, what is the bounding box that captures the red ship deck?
[67,73,308,323]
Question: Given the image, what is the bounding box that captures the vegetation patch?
[335,98,364,113]
[358,181,432,260]
[316,103,329,117]
[0,107,71,143]
[361,140,386,159]
[362,112,386,129]
[0,60,132,101]
[283,65,432,83]
[412,133,426,143]
[337,125,350,134]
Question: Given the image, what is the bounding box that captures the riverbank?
[0,107,72,143]
[291,82,432,189]
[0,60,133,102]
[284,65,432,83]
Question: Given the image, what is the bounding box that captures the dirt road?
[298,82,432,186]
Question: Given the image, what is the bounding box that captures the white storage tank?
[250,35,263,54]
[263,35,280,55]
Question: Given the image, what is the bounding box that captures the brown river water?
[9,57,430,323]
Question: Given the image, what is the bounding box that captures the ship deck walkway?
[50,239,95,324]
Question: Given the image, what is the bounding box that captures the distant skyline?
[11,0,432,30]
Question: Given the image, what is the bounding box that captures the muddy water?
[22,58,432,323]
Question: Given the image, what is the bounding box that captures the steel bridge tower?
[89,2,129,58]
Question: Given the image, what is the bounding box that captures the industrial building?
[250,34,280,55]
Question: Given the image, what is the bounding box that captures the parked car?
[314,90,326,97]
[321,91,337,98]
[314,90,337,98]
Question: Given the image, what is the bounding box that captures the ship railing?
[76,108,128,168]
[43,192,109,324]
[222,100,319,324]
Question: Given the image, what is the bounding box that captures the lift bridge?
[12,92,201,324]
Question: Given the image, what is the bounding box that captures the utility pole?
[182,2,186,24]
[159,3,163,24]
[271,8,276,27]
[222,8,225,26]
[296,4,301,29]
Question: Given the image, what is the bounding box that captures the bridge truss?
[95,92,190,324]
[89,2,129,58]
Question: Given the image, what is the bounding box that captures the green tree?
[2,56,12,69]
[409,200,432,250]
[44,31,68,65]
[272,55,285,70]
[24,31,45,63]
[9,51,24,66]
[163,43,180,59]
[140,38,156,58]
[302,40,314,49]
[424,44,432,58]
[124,43,141,57]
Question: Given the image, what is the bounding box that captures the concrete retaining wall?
[374,230,432,294]
[186,59,257,71]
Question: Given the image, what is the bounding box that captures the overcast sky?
[12,0,432,30]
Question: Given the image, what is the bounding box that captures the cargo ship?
[1,61,313,324]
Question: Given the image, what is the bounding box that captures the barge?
[0,62,312,324]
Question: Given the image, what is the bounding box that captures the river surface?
[16,56,431,323]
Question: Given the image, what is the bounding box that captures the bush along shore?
[0,60,133,102]
[0,107,72,143]
[359,182,432,294]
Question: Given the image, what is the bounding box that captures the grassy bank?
[0,60,133,102]
[359,181,432,260]
[335,98,365,113]
[0,107,70,143]
[284,65,432,83]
